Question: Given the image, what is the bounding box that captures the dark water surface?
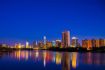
[0,50,105,70]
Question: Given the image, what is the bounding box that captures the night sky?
[0,0,105,43]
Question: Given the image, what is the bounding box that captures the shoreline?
[0,47,105,53]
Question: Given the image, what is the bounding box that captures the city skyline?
[0,30,105,45]
[0,0,105,70]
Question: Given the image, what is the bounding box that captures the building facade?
[62,31,70,48]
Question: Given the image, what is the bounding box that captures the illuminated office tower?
[104,39,105,46]
[15,43,21,49]
[71,37,78,47]
[87,40,92,49]
[56,40,62,47]
[82,39,92,49]
[33,41,38,48]
[62,31,70,48]
[44,36,47,45]
[38,41,44,48]
[46,41,52,48]
[99,39,104,47]
[43,36,47,49]
[52,41,56,47]
[96,39,100,47]
[26,41,29,48]
[82,39,88,48]
[91,39,96,47]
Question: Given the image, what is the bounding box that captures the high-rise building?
[43,36,47,49]
[62,31,70,48]
[104,39,105,46]
[46,41,52,48]
[38,41,44,48]
[71,37,78,47]
[96,39,105,47]
[99,39,104,47]
[82,39,92,49]
[91,39,96,47]
[56,40,62,47]
[87,40,92,49]
[26,41,29,48]
[52,41,56,47]
[44,36,47,45]
[33,41,38,48]
[82,39,105,49]
[96,39,100,47]
[82,39,88,48]
[15,43,21,49]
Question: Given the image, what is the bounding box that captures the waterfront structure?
[71,37,78,47]
[62,31,70,48]
[38,41,44,48]
[96,39,100,47]
[44,36,47,45]
[33,41,38,48]
[91,39,96,47]
[52,41,56,47]
[56,40,62,47]
[95,39,104,47]
[15,43,21,49]
[82,39,105,49]
[44,36,47,49]
[82,39,88,48]
[104,39,105,46]
[46,41,52,48]
[82,39,92,49]
[26,41,29,48]
[87,40,92,49]
[99,39,104,47]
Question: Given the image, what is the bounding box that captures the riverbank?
[0,46,105,52]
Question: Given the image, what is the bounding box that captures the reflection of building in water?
[62,52,70,70]
[72,52,78,68]
[43,51,55,67]
[55,52,62,65]
[79,53,105,65]
[11,51,30,60]
[43,51,46,67]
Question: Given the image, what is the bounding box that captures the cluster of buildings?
[33,31,80,49]
[0,30,105,49]
[7,31,79,49]
[82,39,105,49]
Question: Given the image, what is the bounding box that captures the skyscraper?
[71,37,78,47]
[104,39,105,46]
[43,36,47,49]
[99,39,104,47]
[82,39,88,48]
[82,39,92,49]
[44,36,46,45]
[26,41,29,48]
[56,40,62,47]
[62,31,70,48]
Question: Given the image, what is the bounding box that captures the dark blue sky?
[0,0,105,43]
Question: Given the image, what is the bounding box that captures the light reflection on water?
[0,51,105,70]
